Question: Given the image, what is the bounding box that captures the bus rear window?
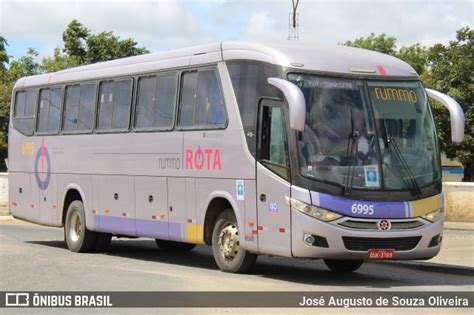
[13,90,36,136]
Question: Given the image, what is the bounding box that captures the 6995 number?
[351,203,374,215]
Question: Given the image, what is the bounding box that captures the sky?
[0,0,472,61]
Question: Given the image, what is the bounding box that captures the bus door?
[256,98,291,256]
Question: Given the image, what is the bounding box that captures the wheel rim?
[68,210,82,243]
[218,223,240,260]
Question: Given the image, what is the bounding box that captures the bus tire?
[323,259,364,272]
[155,239,196,251]
[94,233,112,252]
[211,209,257,273]
[64,200,97,253]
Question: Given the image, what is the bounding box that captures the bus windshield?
[288,74,441,191]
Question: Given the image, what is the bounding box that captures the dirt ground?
[444,184,474,222]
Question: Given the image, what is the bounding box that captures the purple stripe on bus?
[98,215,136,236]
[135,218,168,239]
[168,222,182,241]
[94,215,99,228]
[96,216,183,240]
[317,192,406,219]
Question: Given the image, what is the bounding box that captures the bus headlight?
[286,197,342,222]
[422,208,444,222]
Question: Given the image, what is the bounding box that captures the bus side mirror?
[267,77,306,132]
[425,88,465,144]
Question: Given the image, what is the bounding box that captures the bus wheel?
[155,239,196,251]
[323,259,364,272]
[212,209,257,273]
[64,200,97,252]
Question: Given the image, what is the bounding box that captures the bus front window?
[368,81,441,189]
[288,74,379,189]
[289,74,441,192]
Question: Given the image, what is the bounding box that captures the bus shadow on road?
[27,239,474,288]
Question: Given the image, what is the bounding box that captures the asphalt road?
[1,219,473,314]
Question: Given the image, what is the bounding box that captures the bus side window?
[178,72,198,128]
[37,87,61,133]
[63,84,95,132]
[258,104,289,179]
[135,74,177,130]
[97,79,132,131]
[13,90,36,136]
[178,69,226,129]
[195,70,225,127]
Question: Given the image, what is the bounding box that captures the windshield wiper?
[343,109,360,196]
[382,119,422,197]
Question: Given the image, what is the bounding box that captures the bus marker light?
[376,65,387,76]
[122,212,128,217]
[104,208,110,214]
[247,220,254,227]
[52,203,57,209]
[279,227,286,233]
[257,226,268,231]
[159,213,165,219]
[11,201,17,207]
[245,233,254,241]
[92,209,97,214]
[252,230,258,235]
[151,215,157,220]
[30,204,35,208]
[187,219,195,224]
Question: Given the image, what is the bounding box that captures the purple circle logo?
[34,138,51,191]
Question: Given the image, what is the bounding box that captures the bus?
[8,41,464,273]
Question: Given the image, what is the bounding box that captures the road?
[0,218,473,314]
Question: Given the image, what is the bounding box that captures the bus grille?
[342,236,421,251]
[338,220,425,231]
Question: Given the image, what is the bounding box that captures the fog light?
[304,234,315,245]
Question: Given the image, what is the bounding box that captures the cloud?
[0,0,472,61]
[0,0,214,57]
[244,11,280,39]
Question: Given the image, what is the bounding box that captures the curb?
[444,222,474,231]
[0,215,13,221]
[376,260,474,276]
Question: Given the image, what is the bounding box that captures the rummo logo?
[5,293,29,306]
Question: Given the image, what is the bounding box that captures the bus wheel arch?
[203,197,233,246]
[61,186,111,253]
[61,188,84,226]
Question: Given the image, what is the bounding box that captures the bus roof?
[14,41,418,89]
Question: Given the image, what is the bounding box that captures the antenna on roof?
[288,0,300,40]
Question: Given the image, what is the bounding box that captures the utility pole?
[288,0,300,40]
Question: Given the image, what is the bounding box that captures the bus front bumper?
[291,210,443,260]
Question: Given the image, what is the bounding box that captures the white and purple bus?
[8,42,464,273]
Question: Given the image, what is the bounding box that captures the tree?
[343,33,397,55]
[42,47,80,73]
[8,48,42,82]
[62,19,90,64]
[0,36,9,81]
[0,37,12,171]
[426,27,473,181]
[396,43,428,75]
[46,20,149,71]
[343,33,430,76]
[85,31,149,63]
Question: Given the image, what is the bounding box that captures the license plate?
[368,249,394,260]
